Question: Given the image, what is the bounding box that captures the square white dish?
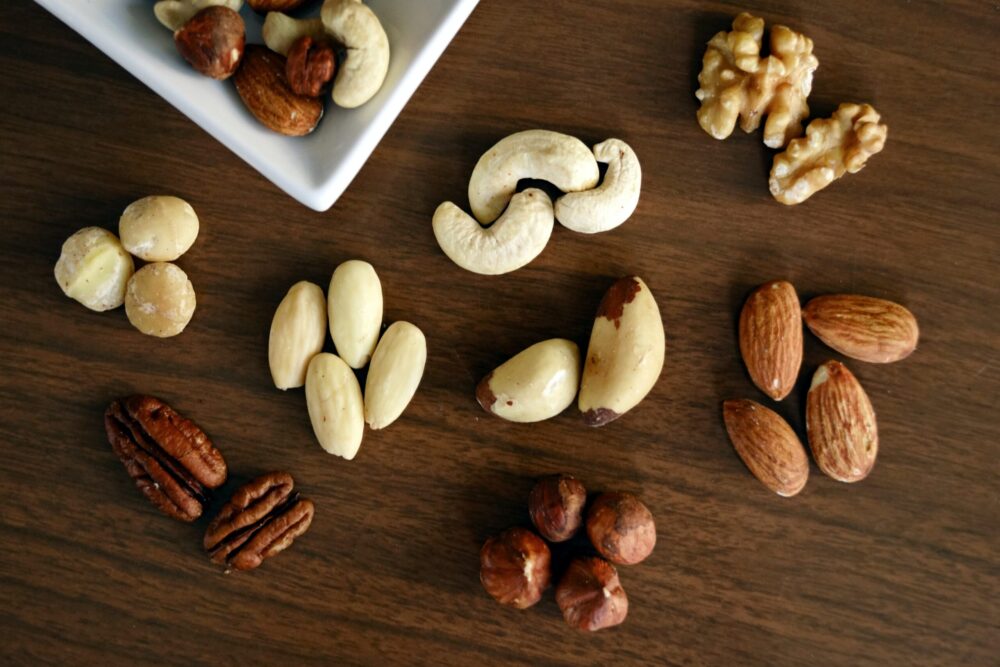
[35,0,479,211]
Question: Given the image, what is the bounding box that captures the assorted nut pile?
[477,276,665,427]
[480,474,656,632]
[154,0,389,136]
[433,130,642,274]
[54,195,201,337]
[695,12,888,204]
[268,260,427,459]
[106,395,314,571]
[724,281,919,495]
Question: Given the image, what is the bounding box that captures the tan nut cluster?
[268,260,426,460]
[695,13,818,149]
[54,196,202,338]
[727,281,918,494]
[769,103,889,205]
[480,475,655,632]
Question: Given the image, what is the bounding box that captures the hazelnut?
[479,527,551,609]
[119,195,199,262]
[555,557,628,631]
[124,262,196,338]
[586,492,656,565]
[528,474,586,542]
[54,227,134,312]
[173,6,245,80]
[286,36,337,98]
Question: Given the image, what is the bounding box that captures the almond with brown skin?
[803,294,919,363]
[722,399,809,497]
[806,361,878,482]
[233,45,323,136]
[739,280,803,401]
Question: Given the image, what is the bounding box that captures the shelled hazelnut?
[479,527,551,609]
[555,557,628,631]
[528,474,586,543]
[586,492,656,565]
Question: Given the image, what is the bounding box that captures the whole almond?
[328,260,383,369]
[305,352,364,460]
[268,281,327,390]
[806,361,878,482]
[803,294,919,363]
[739,280,803,401]
[722,399,809,497]
[364,321,427,430]
[233,45,323,136]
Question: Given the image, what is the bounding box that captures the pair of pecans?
[105,395,314,571]
[480,475,656,632]
[726,281,919,496]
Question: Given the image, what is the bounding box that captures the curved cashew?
[468,130,599,224]
[432,189,554,275]
[262,12,326,56]
[554,139,641,234]
[321,0,390,108]
[154,0,243,31]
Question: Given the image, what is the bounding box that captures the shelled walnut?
[695,12,818,148]
[769,103,888,205]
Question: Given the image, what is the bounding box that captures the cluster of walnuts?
[695,12,888,204]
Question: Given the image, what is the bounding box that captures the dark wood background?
[1,1,997,665]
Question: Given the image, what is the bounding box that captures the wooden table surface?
[1,1,997,665]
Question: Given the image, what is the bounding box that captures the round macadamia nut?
[54,227,134,312]
[119,195,199,262]
[125,262,196,337]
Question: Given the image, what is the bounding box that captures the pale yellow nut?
[328,260,383,369]
[321,0,390,108]
[364,321,427,430]
[554,139,641,234]
[476,339,580,423]
[268,281,327,390]
[578,276,665,426]
[262,12,325,56]
[54,227,134,312]
[305,352,364,460]
[119,195,199,262]
[124,262,196,338]
[154,0,243,31]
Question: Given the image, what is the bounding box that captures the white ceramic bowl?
[35,0,479,211]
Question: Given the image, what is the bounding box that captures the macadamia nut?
[125,262,197,337]
[119,196,200,262]
[54,227,134,312]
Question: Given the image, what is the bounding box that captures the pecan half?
[105,395,227,522]
[204,472,315,572]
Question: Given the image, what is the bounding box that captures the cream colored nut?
[554,139,641,234]
[119,195,200,262]
[695,13,817,148]
[433,189,554,275]
[769,103,888,205]
[476,339,580,423]
[54,227,134,312]
[262,12,325,56]
[305,352,364,459]
[321,0,390,108]
[268,281,327,390]
[328,260,383,369]
[364,321,427,430]
[468,130,599,224]
[578,276,665,426]
[154,0,243,31]
[124,262,196,337]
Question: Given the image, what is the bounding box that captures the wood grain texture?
[1,1,997,665]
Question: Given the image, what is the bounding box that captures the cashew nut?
[262,12,326,56]
[468,130,600,224]
[432,189,554,275]
[321,0,390,108]
[554,139,641,234]
[154,0,243,31]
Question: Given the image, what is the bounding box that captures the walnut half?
[769,103,888,205]
[695,13,818,149]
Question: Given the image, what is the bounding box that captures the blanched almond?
[268,281,327,390]
[305,352,364,460]
[364,322,427,430]
[328,260,383,369]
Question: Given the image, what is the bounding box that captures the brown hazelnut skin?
[586,492,656,565]
[479,527,551,609]
[555,557,628,631]
[173,6,245,80]
[286,36,337,98]
[528,474,586,542]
